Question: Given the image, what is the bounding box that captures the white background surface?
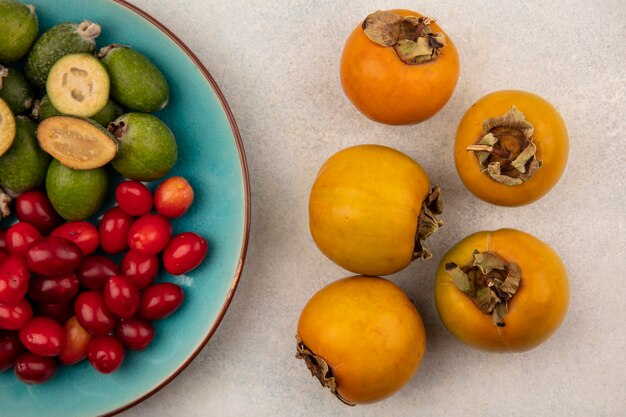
[123,1,625,416]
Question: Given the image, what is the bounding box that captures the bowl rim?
[102,1,251,415]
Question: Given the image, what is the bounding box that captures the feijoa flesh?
[25,20,101,88]
[37,116,117,170]
[0,116,50,194]
[46,53,110,118]
[0,0,38,63]
[110,113,177,181]
[0,98,16,157]
[46,159,108,221]
[0,66,34,115]
[99,45,169,113]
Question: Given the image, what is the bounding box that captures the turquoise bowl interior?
[0,1,250,416]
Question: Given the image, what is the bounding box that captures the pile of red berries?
[0,177,208,383]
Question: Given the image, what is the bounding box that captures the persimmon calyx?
[362,10,447,65]
[467,106,542,186]
[445,250,521,327]
[414,185,443,261]
[295,336,355,406]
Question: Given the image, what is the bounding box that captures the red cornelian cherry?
[14,352,57,384]
[163,232,208,275]
[120,250,159,289]
[0,330,24,372]
[115,317,155,350]
[26,236,83,277]
[51,222,99,256]
[128,214,172,255]
[115,181,153,216]
[0,229,6,250]
[99,207,135,254]
[0,255,30,306]
[88,335,125,374]
[104,276,140,319]
[74,291,117,336]
[0,298,32,330]
[27,273,79,304]
[6,223,41,257]
[154,176,194,218]
[139,283,184,320]
[59,316,92,366]
[77,256,119,290]
[34,301,74,325]
[15,191,63,234]
[19,317,65,356]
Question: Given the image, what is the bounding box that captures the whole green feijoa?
[25,20,101,88]
[46,159,108,221]
[0,116,50,194]
[33,95,123,126]
[0,66,34,114]
[110,113,177,181]
[0,0,38,63]
[98,45,169,113]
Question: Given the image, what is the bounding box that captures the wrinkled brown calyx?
[467,106,542,186]
[445,250,521,327]
[295,336,354,406]
[362,10,447,64]
[0,66,8,88]
[414,185,443,260]
[107,121,127,139]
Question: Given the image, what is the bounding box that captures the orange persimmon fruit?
[340,9,460,125]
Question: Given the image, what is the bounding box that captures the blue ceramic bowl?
[0,1,250,416]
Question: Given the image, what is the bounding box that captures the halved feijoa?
[0,116,50,194]
[46,53,110,118]
[25,20,100,88]
[0,0,38,63]
[110,113,177,181]
[37,116,117,170]
[0,66,34,115]
[99,45,169,113]
[46,159,108,221]
[0,98,16,157]
[33,95,123,127]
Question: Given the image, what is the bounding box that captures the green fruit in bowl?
[0,115,50,194]
[34,95,123,127]
[25,20,101,88]
[110,113,177,181]
[0,0,38,63]
[0,66,34,115]
[46,159,108,221]
[99,45,169,113]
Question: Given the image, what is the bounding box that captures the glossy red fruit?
[0,256,30,306]
[115,317,155,350]
[128,215,172,255]
[26,236,83,277]
[77,256,119,290]
[88,335,125,373]
[0,298,32,330]
[15,191,63,234]
[59,316,92,365]
[163,232,208,275]
[19,317,65,356]
[99,207,134,254]
[0,330,24,372]
[34,301,74,325]
[0,229,6,250]
[104,276,140,319]
[154,177,194,218]
[28,273,79,304]
[51,222,99,256]
[74,291,117,336]
[121,251,159,289]
[139,283,184,320]
[0,249,8,264]
[6,223,41,257]
[14,352,57,384]
[115,181,153,216]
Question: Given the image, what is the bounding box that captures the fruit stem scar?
[107,121,127,139]
[295,335,355,406]
[445,249,521,327]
